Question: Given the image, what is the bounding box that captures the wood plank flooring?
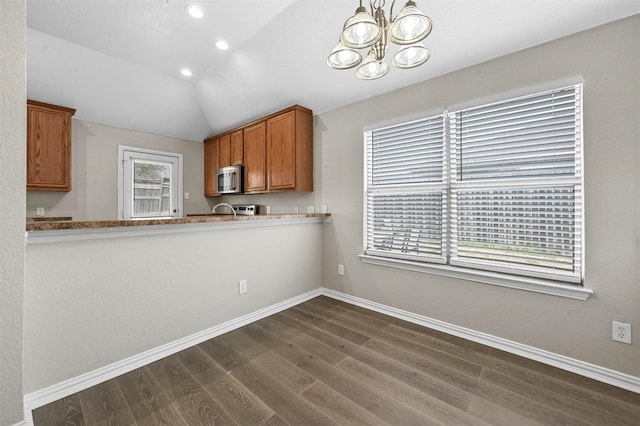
[32,296,640,425]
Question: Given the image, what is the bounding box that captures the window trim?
[362,83,590,299]
[359,254,593,300]
[117,145,184,220]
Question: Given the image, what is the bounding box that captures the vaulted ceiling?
[27,0,640,142]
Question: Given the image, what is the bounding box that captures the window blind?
[450,88,579,180]
[365,115,446,263]
[363,84,582,284]
[370,118,445,185]
[449,85,582,282]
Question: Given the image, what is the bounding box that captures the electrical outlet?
[321,205,328,213]
[612,321,631,344]
[238,280,247,295]
[266,205,271,214]
[337,263,345,276]
[36,207,45,216]
[184,192,190,200]
[307,205,315,213]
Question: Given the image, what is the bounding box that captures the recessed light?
[180,68,193,77]
[216,40,229,51]
[185,4,203,19]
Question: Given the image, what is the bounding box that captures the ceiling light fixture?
[180,68,193,77]
[184,4,204,19]
[215,40,229,50]
[327,0,432,80]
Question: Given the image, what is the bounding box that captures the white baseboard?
[22,288,323,425]
[321,288,640,395]
[22,286,639,426]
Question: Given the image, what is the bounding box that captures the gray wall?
[317,15,640,377]
[0,0,26,423]
[25,118,320,220]
[24,222,323,392]
[26,120,211,220]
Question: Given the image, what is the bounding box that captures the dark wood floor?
[33,296,639,425]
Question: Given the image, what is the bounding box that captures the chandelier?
[327,0,433,80]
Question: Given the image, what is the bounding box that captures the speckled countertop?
[26,213,331,231]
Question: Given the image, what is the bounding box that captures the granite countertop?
[27,216,73,222]
[25,213,331,231]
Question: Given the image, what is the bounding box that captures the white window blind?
[449,85,582,283]
[364,84,583,285]
[365,115,446,263]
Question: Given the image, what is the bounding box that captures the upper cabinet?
[203,105,313,196]
[204,137,220,196]
[243,121,267,193]
[27,100,76,191]
[214,129,244,170]
[266,107,313,191]
[230,129,243,165]
[218,133,231,167]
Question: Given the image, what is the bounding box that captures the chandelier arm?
[371,0,386,14]
[389,0,397,22]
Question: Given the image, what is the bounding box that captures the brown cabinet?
[27,100,76,191]
[243,121,266,193]
[203,105,312,196]
[230,129,243,165]
[266,107,313,191]
[216,130,244,169]
[218,133,231,167]
[204,137,220,196]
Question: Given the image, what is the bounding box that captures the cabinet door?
[27,101,75,191]
[267,111,296,190]
[219,133,231,167]
[243,121,266,192]
[204,138,220,196]
[230,129,244,165]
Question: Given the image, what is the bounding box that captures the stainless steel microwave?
[216,165,243,194]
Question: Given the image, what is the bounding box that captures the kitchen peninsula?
[26,212,330,231]
[23,209,328,397]
[26,213,330,244]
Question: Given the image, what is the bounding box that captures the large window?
[118,146,183,220]
[364,84,583,284]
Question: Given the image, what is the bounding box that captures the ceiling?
[26,0,640,142]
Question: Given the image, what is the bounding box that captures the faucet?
[212,202,236,217]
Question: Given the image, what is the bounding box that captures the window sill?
[359,254,593,301]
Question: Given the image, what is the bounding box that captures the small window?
[118,146,183,219]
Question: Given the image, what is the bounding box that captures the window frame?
[361,84,591,300]
[117,145,184,220]
[364,114,447,264]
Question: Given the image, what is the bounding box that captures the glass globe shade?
[340,7,381,49]
[327,43,362,69]
[392,43,430,69]
[388,2,432,45]
[356,51,390,80]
